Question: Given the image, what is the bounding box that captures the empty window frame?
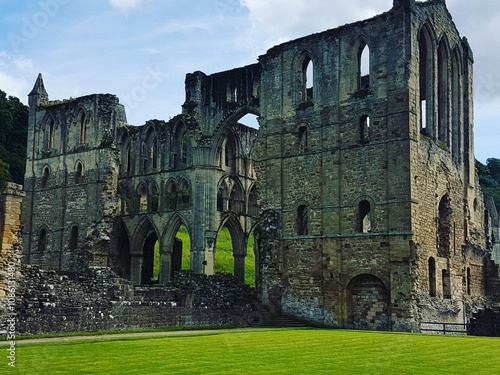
[358,200,372,233]
[297,204,309,236]
[428,257,436,297]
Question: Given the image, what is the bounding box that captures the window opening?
[297,205,309,235]
[428,257,436,296]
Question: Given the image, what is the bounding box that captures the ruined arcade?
[15,0,500,333]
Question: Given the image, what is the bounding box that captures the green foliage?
[153,241,160,280]
[0,159,11,191]
[10,329,500,374]
[176,225,191,270]
[215,227,256,286]
[0,90,28,186]
[215,226,234,275]
[476,158,500,211]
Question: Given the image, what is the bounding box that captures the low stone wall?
[14,267,256,335]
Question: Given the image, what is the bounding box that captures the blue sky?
[0,0,499,162]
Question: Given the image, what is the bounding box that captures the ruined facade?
[19,0,500,332]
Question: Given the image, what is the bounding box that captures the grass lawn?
[7,328,500,374]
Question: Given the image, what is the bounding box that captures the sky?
[0,0,498,162]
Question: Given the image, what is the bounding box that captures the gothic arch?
[118,130,132,175]
[247,184,259,217]
[418,22,437,137]
[216,214,247,282]
[437,34,451,148]
[292,49,317,104]
[349,33,374,91]
[130,217,161,284]
[171,120,191,169]
[161,213,192,281]
[451,47,463,162]
[70,106,90,146]
[295,200,310,236]
[210,106,260,164]
[41,114,57,150]
[177,178,192,209]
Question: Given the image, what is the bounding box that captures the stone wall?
[16,267,255,334]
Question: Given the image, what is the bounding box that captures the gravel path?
[2,328,256,345]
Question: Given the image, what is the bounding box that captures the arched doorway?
[109,219,131,279]
[172,224,191,275]
[347,274,390,330]
[140,223,160,285]
[215,217,245,282]
[129,218,162,285]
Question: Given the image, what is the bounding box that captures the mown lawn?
[7,328,500,374]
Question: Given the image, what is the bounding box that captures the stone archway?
[347,274,390,330]
[109,219,131,280]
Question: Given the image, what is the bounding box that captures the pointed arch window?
[149,183,159,212]
[428,257,436,296]
[151,136,158,170]
[302,57,313,102]
[419,27,433,135]
[248,186,258,217]
[181,133,189,166]
[178,180,191,209]
[442,269,451,299]
[75,162,83,183]
[126,143,132,173]
[451,52,462,161]
[438,39,450,148]
[41,166,49,188]
[360,115,370,143]
[298,126,308,153]
[466,267,471,295]
[297,204,309,236]
[358,200,372,233]
[69,225,79,250]
[358,43,370,90]
[138,184,148,213]
[44,118,55,150]
[165,181,177,210]
[438,195,452,257]
[38,228,47,253]
[79,113,86,144]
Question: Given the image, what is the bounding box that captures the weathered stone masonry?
[10,0,500,334]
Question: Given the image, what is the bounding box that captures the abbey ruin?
[2,0,500,334]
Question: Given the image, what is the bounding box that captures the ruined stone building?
[19,0,500,332]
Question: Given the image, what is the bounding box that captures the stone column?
[234,254,246,283]
[0,183,25,297]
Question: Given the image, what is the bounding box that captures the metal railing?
[420,322,467,335]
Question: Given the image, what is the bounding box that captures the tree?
[0,90,28,185]
[477,159,500,212]
[487,158,500,183]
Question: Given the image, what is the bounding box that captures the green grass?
[8,328,500,374]
[215,226,256,286]
[153,226,255,285]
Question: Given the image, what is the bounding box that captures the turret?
[28,73,48,110]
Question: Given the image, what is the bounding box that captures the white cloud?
[109,0,144,13]
[0,71,29,101]
[240,0,392,54]
[0,52,33,101]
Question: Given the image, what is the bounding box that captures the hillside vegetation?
[476,158,500,213]
[0,89,28,190]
